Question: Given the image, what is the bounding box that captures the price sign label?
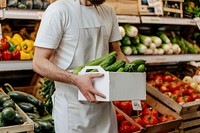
[147,0,156,6]
[132,100,142,110]
[154,1,163,15]
[194,18,200,29]
[0,23,2,39]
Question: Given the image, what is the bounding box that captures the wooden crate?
[0,89,34,133]
[106,0,139,15]
[144,94,182,133]
[147,84,200,115]
[114,94,182,133]
[163,0,183,18]
[0,0,6,8]
[114,105,144,133]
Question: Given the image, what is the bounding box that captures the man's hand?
[75,73,106,103]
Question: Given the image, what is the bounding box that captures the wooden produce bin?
[147,71,200,132]
[114,94,182,133]
[0,89,34,133]
[106,0,139,15]
[114,105,144,133]
[144,94,182,133]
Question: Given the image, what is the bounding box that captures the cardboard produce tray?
[0,88,34,133]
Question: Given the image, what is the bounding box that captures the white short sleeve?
[34,2,68,49]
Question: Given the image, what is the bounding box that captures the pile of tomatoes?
[114,100,176,133]
[147,71,200,103]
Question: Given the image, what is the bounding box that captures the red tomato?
[116,113,125,125]
[120,102,130,115]
[132,116,143,125]
[187,89,195,96]
[177,95,192,103]
[154,75,163,87]
[130,123,140,132]
[147,72,155,80]
[120,120,131,126]
[119,125,131,133]
[171,76,179,81]
[190,93,200,101]
[159,85,170,93]
[172,90,182,97]
[159,114,175,123]
[143,107,159,118]
[163,74,172,82]
[142,115,159,126]
[141,101,148,110]
[113,101,121,108]
[169,82,180,91]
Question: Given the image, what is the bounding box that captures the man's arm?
[32,46,106,103]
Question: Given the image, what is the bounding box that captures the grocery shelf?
[141,16,196,26]
[117,15,140,23]
[3,9,43,20]
[127,54,200,64]
[0,60,32,71]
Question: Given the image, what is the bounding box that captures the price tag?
[0,23,2,39]
[194,18,200,29]
[132,100,142,110]
[154,1,163,15]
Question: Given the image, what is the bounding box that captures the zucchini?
[2,107,16,121]
[26,113,41,121]
[72,51,117,74]
[17,102,37,113]
[40,114,52,121]
[0,112,6,127]
[12,111,23,125]
[8,91,42,107]
[136,64,147,72]
[3,99,15,109]
[104,60,126,72]
[34,121,42,133]
[38,120,54,131]
[0,95,11,105]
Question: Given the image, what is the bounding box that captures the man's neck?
[80,0,93,6]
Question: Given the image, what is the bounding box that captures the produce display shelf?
[0,60,32,71]
[141,16,196,26]
[3,9,44,20]
[127,54,200,63]
[117,15,140,23]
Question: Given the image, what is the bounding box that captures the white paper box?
[78,66,146,102]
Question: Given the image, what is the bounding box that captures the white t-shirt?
[34,0,121,69]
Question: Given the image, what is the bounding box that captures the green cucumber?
[72,51,117,74]
[26,113,41,121]
[116,67,124,72]
[3,99,15,109]
[104,60,126,72]
[17,102,37,113]
[136,64,147,72]
[2,107,16,121]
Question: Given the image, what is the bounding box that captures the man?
[33,0,129,132]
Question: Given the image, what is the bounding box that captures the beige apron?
[52,1,118,133]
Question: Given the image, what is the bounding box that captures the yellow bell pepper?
[5,36,11,41]
[12,33,23,44]
[20,51,31,60]
[10,38,21,46]
[21,39,33,53]
[29,50,34,59]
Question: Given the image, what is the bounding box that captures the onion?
[182,76,193,84]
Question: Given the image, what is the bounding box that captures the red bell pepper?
[0,52,2,60]
[0,41,10,51]
[2,51,12,60]
[12,50,20,60]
